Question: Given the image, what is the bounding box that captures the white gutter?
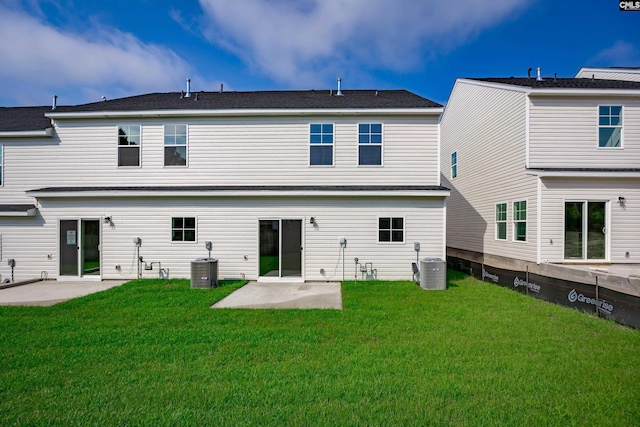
[0,207,38,217]
[46,108,443,119]
[529,88,640,97]
[27,189,451,199]
[0,128,54,138]
[527,170,640,178]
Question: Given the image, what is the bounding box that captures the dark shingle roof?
[0,106,52,132]
[53,90,442,113]
[469,77,640,90]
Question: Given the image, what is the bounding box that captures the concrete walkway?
[212,281,342,309]
[0,280,126,306]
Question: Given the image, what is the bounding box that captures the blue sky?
[0,0,638,107]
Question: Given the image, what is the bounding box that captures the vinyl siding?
[0,115,439,207]
[0,196,446,282]
[539,177,640,263]
[440,81,537,262]
[529,97,640,168]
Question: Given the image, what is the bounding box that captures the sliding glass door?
[564,202,606,261]
[259,219,302,278]
[60,219,101,277]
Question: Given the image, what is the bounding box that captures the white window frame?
[357,123,383,167]
[598,105,623,149]
[309,123,335,167]
[378,216,405,244]
[117,125,141,168]
[451,151,457,179]
[171,216,197,243]
[513,200,527,243]
[164,124,188,167]
[495,202,507,241]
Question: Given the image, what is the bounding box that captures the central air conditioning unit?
[190,258,219,288]
[419,258,447,290]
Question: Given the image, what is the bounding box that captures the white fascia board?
[46,108,443,120]
[527,170,640,178]
[27,189,451,198]
[0,208,38,217]
[0,128,53,138]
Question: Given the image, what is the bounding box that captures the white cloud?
[0,4,191,105]
[591,41,640,66]
[197,0,529,87]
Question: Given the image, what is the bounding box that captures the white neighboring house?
[576,67,640,82]
[440,74,640,267]
[0,88,448,282]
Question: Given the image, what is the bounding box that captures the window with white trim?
[309,123,333,166]
[118,125,140,167]
[599,106,622,148]
[358,123,382,165]
[513,201,527,242]
[496,203,507,240]
[164,124,187,166]
[451,151,458,178]
[171,217,196,242]
[379,217,404,243]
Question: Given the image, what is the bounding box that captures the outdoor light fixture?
[103,216,112,224]
[618,196,626,207]
[310,217,316,224]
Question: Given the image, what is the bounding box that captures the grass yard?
[1,271,639,426]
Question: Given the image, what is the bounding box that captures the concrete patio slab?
[0,280,127,306]
[212,281,342,309]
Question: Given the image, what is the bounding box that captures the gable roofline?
[454,77,640,97]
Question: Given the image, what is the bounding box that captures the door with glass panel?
[259,219,302,278]
[60,219,101,277]
[564,202,606,261]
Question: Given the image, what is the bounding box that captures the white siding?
[540,178,640,263]
[0,115,440,207]
[440,81,537,262]
[529,97,640,168]
[575,68,640,82]
[0,196,446,282]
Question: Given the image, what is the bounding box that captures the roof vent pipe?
[185,78,191,98]
[220,83,223,93]
[528,67,532,78]
[52,95,57,110]
[336,78,343,96]
[536,67,542,81]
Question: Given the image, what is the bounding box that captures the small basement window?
[172,217,196,242]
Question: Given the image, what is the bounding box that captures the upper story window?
[451,151,458,178]
[309,123,333,166]
[379,217,404,243]
[496,203,507,240]
[513,200,527,242]
[117,125,141,167]
[164,124,187,166]
[171,217,196,242]
[599,106,622,148]
[358,123,382,166]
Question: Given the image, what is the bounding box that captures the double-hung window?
[451,151,458,178]
[117,125,140,167]
[309,124,333,166]
[171,217,196,242]
[379,217,404,243]
[513,200,527,242]
[358,123,382,165]
[599,106,622,148]
[496,203,507,240]
[164,124,187,166]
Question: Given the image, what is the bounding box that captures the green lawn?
[1,271,639,426]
